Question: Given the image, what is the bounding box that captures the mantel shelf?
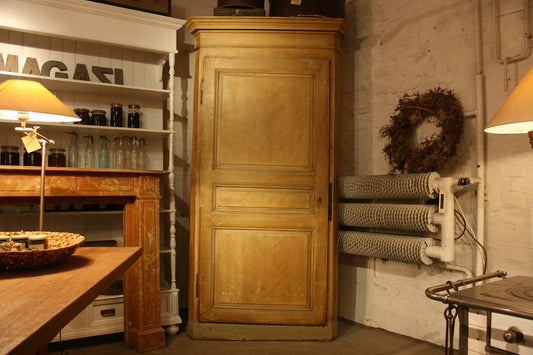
[0,166,167,174]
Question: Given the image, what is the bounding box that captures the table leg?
[458,306,469,355]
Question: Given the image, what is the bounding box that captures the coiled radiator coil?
[338,230,435,265]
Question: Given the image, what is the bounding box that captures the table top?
[447,276,533,320]
[0,246,141,355]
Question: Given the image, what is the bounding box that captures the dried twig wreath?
[380,88,464,173]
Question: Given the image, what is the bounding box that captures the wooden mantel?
[0,166,167,352]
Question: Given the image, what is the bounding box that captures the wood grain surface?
[0,246,141,355]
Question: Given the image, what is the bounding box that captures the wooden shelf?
[1,0,185,55]
[0,71,170,100]
[0,120,172,139]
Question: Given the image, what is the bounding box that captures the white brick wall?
[338,0,533,349]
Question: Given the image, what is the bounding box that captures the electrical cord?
[454,210,467,240]
[453,196,488,274]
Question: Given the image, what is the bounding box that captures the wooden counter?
[0,246,141,355]
[0,167,167,352]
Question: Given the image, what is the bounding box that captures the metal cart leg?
[458,306,469,355]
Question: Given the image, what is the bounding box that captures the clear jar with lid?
[48,148,66,167]
[90,110,108,126]
[110,103,123,127]
[1,145,20,165]
[127,104,141,128]
[74,108,91,125]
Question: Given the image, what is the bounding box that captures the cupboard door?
[196,56,331,325]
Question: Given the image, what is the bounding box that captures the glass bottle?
[67,132,79,168]
[137,138,147,170]
[124,136,132,168]
[98,136,109,169]
[130,137,138,169]
[110,137,116,168]
[113,136,125,169]
[84,136,96,168]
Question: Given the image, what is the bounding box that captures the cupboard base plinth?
[186,320,338,341]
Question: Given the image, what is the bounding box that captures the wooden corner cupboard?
[186,17,347,340]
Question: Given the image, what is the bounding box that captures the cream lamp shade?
[0,79,80,124]
[485,66,533,147]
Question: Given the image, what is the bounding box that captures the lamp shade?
[0,79,80,123]
[485,66,533,134]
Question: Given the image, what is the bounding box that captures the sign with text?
[0,54,124,85]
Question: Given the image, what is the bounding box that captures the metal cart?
[426,271,533,354]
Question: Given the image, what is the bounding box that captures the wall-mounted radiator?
[338,172,467,265]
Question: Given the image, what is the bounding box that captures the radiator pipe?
[474,0,486,277]
[426,177,455,262]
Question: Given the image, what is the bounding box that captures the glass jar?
[110,103,123,127]
[48,148,66,167]
[23,149,42,166]
[90,109,108,126]
[1,145,20,165]
[74,108,91,125]
[127,104,140,128]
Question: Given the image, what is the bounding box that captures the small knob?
[503,326,524,344]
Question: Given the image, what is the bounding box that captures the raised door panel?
[197,56,330,325]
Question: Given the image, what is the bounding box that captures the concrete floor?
[48,319,444,355]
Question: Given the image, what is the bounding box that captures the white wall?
[338,0,533,349]
[171,0,533,349]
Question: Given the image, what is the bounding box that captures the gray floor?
[48,319,444,355]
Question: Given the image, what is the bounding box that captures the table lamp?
[485,66,533,148]
[0,79,81,230]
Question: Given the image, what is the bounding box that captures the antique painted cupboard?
[186,17,347,340]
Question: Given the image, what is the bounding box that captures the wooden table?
[0,167,167,352]
[0,247,141,355]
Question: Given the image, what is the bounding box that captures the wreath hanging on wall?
[379,87,464,174]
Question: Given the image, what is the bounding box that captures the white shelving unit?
[0,0,185,339]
